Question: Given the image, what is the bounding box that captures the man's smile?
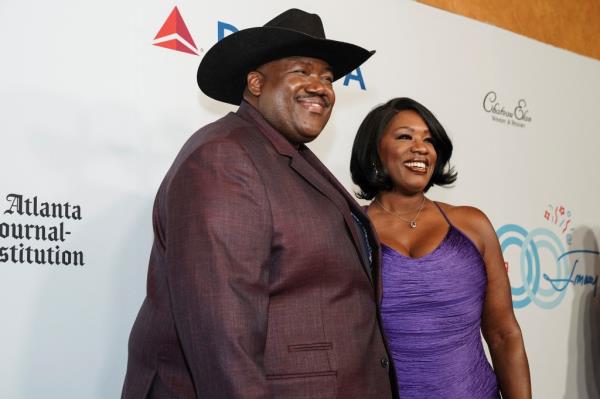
[297,95,330,114]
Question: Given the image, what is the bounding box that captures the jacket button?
[380,357,389,368]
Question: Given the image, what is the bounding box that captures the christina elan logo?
[483,91,532,128]
[497,203,598,309]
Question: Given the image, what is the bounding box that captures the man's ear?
[246,71,264,97]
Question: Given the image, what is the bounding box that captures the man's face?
[251,56,336,144]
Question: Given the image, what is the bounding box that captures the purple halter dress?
[380,203,499,398]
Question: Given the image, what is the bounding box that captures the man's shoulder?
[178,112,265,155]
[167,111,274,173]
[191,111,258,143]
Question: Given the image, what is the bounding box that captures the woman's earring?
[372,162,381,177]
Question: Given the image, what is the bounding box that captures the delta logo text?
[483,91,532,128]
[0,193,85,267]
[497,203,598,309]
[152,6,369,90]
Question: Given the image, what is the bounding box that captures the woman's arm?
[470,208,532,398]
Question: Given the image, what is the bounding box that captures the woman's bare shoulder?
[434,201,489,225]
[434,201,497,252]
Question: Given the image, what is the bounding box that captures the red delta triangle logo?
[153,6,198,55]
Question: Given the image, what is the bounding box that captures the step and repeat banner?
[1,1,599,397]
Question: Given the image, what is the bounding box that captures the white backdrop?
[1,1,598,398]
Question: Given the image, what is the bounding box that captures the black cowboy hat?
[197,8,375,105]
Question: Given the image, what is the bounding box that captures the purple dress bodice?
[380,204,499,398]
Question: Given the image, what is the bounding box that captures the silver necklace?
[374,196,427,228]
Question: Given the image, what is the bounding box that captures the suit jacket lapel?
[236,102,374,286]
[296,148,374,285]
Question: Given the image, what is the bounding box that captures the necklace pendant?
[409,220,417,228]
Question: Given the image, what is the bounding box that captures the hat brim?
[197,26,375,105]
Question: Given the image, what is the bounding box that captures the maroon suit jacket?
[122,101,395,398]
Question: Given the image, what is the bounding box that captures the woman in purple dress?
[350,98,531,398]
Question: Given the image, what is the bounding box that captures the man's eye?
[322,75,334,83]
[293,69,307,75]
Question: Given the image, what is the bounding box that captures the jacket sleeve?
[165,138,272,398]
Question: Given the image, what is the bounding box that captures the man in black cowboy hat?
[122,8,395,399]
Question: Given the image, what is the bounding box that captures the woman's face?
[377,110,437,195]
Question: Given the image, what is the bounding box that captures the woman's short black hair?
[350,97,457,199]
